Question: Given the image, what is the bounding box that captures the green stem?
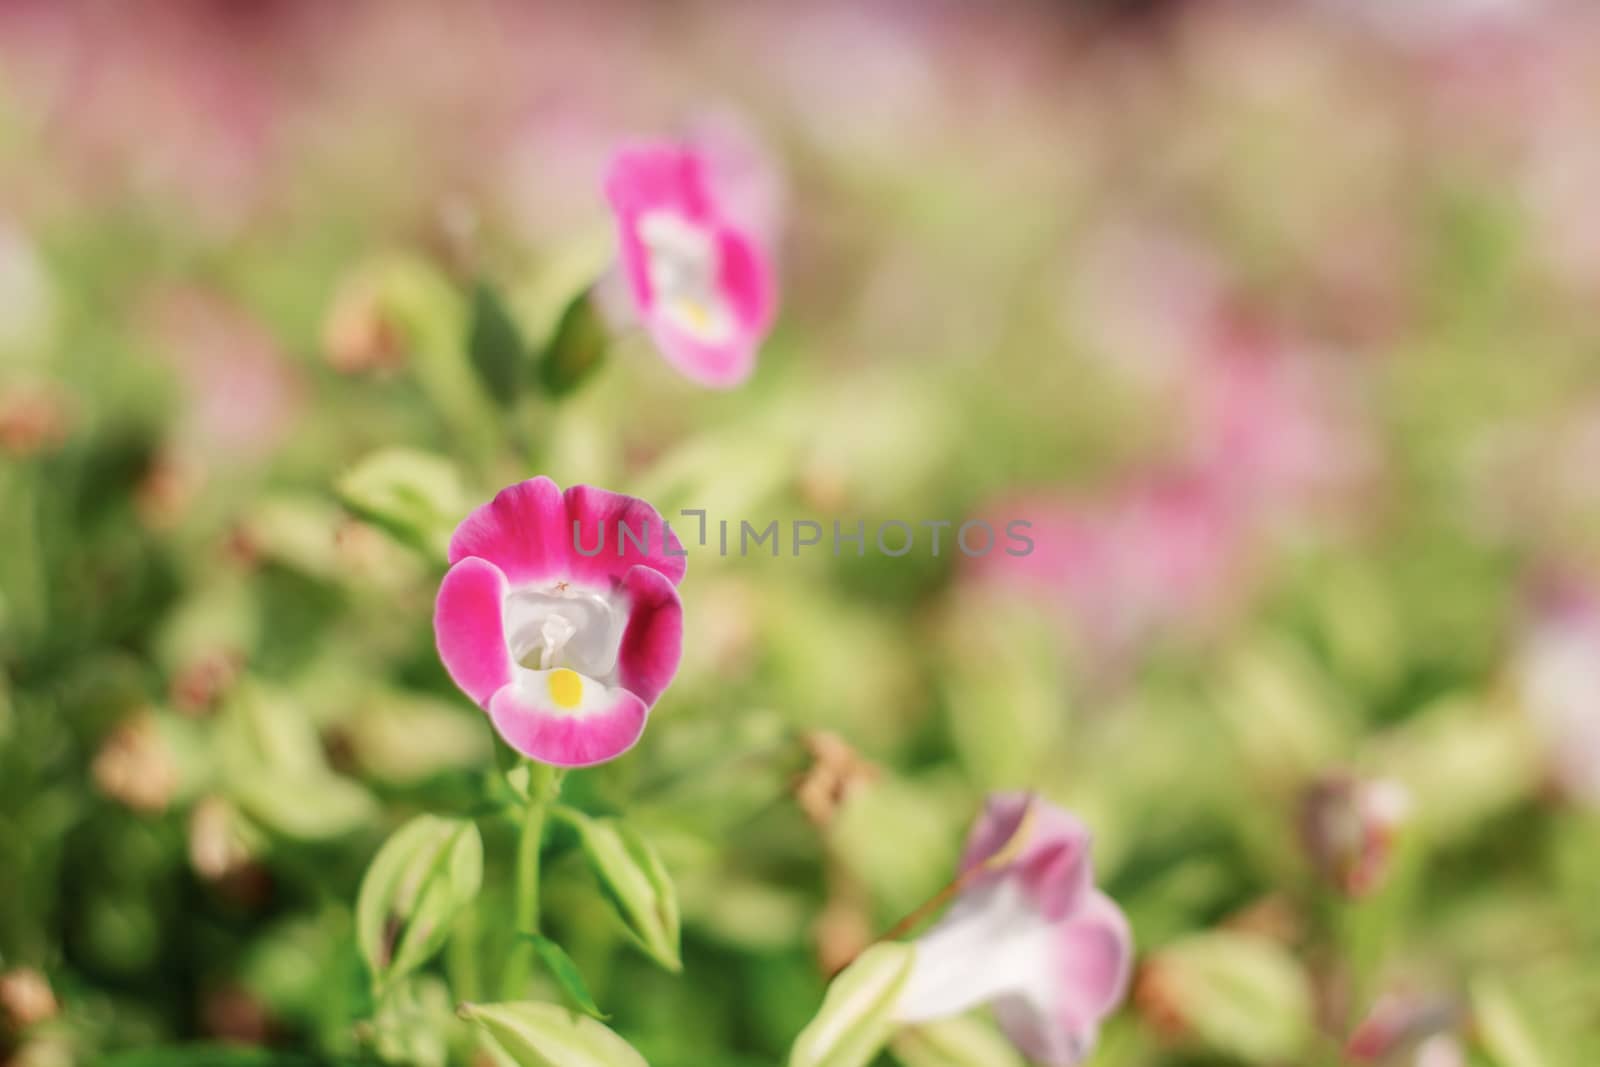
[500,762,561,998]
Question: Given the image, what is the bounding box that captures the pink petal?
[448,476,567,583]
[717,225,776,333]
[562,483,687,588]
[447,477,686,590]
[645,224,775,389]
[649,318,761,389]
[1050,890,1135,1036]
[962,794,1093,875]
[606,144,713,312]
[616,564,684,707]
[434,557,514,707]
[988,891,1133,1067]
[488,683,648,768]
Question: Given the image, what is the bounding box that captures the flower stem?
[500,762,561,998]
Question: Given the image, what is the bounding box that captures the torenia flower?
[434,477,685,768]
[604,140,777,388]
[896,793,1133,1066]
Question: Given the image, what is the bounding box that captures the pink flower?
[1517,576,1600,808]
[434,477,685,768]
[969,472,1249,667]
[896,793,1133,1066]
[604,140,777,388]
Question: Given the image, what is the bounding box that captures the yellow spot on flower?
[548,668,583,709]
[678,298,714,332]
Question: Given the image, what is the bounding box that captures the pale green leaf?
[789,942,915,1067]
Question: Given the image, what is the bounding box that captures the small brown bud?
[0,385,71,457]
[0,968,57,1032]
[793,731,879,829]
[169,649,243,717]
[91,713,178,814]
[321,277,404,376]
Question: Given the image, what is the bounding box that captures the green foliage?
[560,808,683,972]
[468,281,531,409]
[460,1001,648,1067]
[356,815,484,989]
[519,933,608,1019]
[538,288,608,396]
[336,447,466,561]
[787,943,915,1067]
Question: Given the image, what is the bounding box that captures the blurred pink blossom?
[143,288,303,460]
[896,793,1133,1067]
[605,139,780,388]
[1517,575,1600,808]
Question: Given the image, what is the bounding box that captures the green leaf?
[97,1048,361,1067]
[1472,977,1553,1067]
[789,942,916,1067]
[519,932,607,1019]
[468,281,529,408]
[356,815,483,988]
[460,1001,647,1067]
[563,810,681,972]
[231,770,377,841]
[890,1016,1026,1067]
[538,287,607,396]
[1144,931,1313,1064]
[218,682,378,840]
[336,446,465,560]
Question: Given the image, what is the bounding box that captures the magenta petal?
[434,557,514,707]
[717,226,776,335]
[606,143,713,312]
[488,684,648,768]
[616,565,684,707]
[605,143,712,224]
[562,483,687,588]
[650,320,760,389]
[448,476,567,583]
[446,477,686,590]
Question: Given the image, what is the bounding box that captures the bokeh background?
[3,1,1599,1065]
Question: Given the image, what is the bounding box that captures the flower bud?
[0,968,57,1033]
[91,712,179,814]
[1299,773,1411,897]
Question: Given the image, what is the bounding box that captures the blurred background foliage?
[2,1,1600,1065]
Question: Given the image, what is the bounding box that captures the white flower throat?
[638,211,736,343]
[503,584,624,682]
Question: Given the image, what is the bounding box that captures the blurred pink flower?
[1185,317,1376,527]
[896,793,1133,1067]
[970,470,1250,665]
[435,477,685,768]
[1517,576,1600,807]
[145,288,303,460]
[605,139,778,388]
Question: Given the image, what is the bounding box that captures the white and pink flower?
[604,140,778,388]
[896,793,1133,1066]
[433,477,685,768]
